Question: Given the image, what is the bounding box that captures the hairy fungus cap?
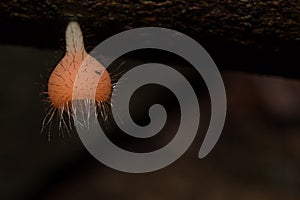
[47,22,111,108]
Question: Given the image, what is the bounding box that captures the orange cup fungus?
[47,22,112,109]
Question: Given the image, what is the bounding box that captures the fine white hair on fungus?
[42,21,112,140]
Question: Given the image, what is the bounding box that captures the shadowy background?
[0,0,300,199]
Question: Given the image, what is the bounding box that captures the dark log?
[0,0,299,78]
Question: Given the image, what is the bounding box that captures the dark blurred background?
[0,1,300,200]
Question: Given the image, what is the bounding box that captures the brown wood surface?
[0,0,299,78]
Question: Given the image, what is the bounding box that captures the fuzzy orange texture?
[47,22,111,109]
